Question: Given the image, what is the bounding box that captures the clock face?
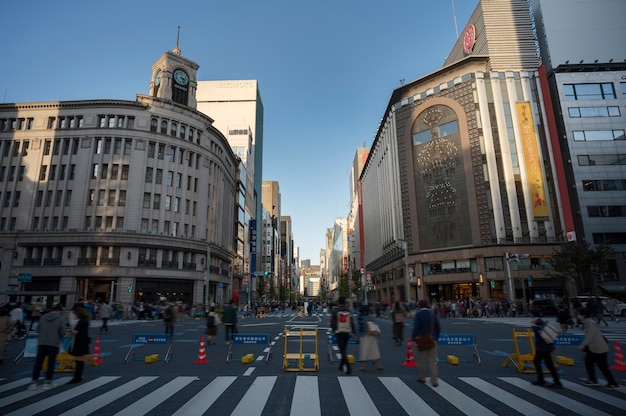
[173,69,189,86]
[155,70,162,86]
[462,24,476,55]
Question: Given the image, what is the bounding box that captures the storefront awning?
[598,284,626,293]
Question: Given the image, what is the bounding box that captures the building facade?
[0,45,239,308]
[359,0,569,304]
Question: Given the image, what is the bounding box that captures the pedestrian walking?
[412,299,441,387]
[330,296,357,374]
[28,304,68,390]
[163,303,175,338]
[10,302,26,339]
[577,308,619,389]
[605,298,619,323]
[205,306,221,345]
[68,306,90,384]
[557,303,572,334]
[357,304,384,371]
[392,301,405,346]
[29,298,44,331]
[98,301,112,333]
[529,307,562,388]
[222,300,238,344]
[0,306,14,365]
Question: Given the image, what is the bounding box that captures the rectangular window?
[55,191,63,206]
[573,130,625,141]
[116,216,124,231]
[121,165,129,180]
[108,190,116,206]
[108,117,115,128]
[178,148,184,164]
[153,194,160,210]
[143,193,151,209]
[45,190,52,207]
[174,197,180,213]
[176,173,182,188]
[43,140,51,155]
[73,138,79,154]
[40,165,47,181]
[18,165,25,181]
[111,164,119,179]
[127,117,135,129]
[49,165,57,180]
[70,164,76,180]
[3,192,11,208]
[95,138,103,154]
[36,190,43,207]
[114,138,122,154]
[124,138,132,155]
[98,190,105,205]
[151,220,158,234]
[148,142,155,158]
[145,167,153,183]
[564,82,616,100]
[60,164,66,180]
[117,116,125,128]
[88,189,95,206]
[101,163,108,179]
[104,138,111,154]
[119,190,126,206]
[14,191,20,207]
[169,147,176,162]
[155,169,163,184]
[165,195,171,211]
[167,171,174,186]
[65,190,72,206]
[141,218,149,233]
[91,164,99,179]
[158,144,165,160]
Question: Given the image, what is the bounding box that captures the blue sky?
[0,0,477,262]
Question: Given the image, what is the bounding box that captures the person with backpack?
[331,296,357,374]
[529,307,562,388]
[205,305,221,345]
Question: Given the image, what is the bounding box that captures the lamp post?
[398,239,411,304]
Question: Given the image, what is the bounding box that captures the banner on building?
[516,102,548,218]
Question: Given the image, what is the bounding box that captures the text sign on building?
[437,334,476,346]
[18,273,32,282]
[132,334,170,344]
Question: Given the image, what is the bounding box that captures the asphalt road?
[1,311,625,415]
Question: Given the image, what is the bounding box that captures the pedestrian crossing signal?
[490,281,495,289]
[128,284,133,293]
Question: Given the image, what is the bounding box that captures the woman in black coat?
[68,306,90,384]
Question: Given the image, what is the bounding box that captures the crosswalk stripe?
[0,377,72,410]
[379,377,437,416]
[58,376,155,416]
[430,379,498,416]
[113,376,197,416]
[291,376,321,416]
[459,377,552,416]
[172,376,236,416]
[559,379,626,409]
[4,376,117,416]
[0,378,31,394]
[231,375,277,416]
[338,376,380,416]
[500,377,611,416]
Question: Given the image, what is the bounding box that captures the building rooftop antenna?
[451,0,459,39]
[173,26,181,55]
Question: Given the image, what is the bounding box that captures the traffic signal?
[127,284,133,293]
[490,281,495,289]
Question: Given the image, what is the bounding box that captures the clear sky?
[0,0,477,263]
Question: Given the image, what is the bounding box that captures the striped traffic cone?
[194,337,209,364]
[611,340,626,371]
[402,338,417,367]
[92,336,104,364]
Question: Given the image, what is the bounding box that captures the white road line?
[172,376,236,416]
[59,377,155,416]
[113,376,197,416]
[0,378,32,394]
[243,367,256,376]
[560,379,626,409]
[5,376,116,416]
[500,377,611,416]
[0,376,72,409]
[231,375,277,416]
[429,379,498,416]
[379,377,437,416]
[291,376,321,416]
[338,376,380,416]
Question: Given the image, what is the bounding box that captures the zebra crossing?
[1,374,624,416]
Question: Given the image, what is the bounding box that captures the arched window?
[160,120,168,134]
[150,118,158,132]
[180,125,186,139]
[170,122,177,137]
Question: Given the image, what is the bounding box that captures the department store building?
[0,45,240,308]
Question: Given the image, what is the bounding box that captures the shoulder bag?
[415,312,436,351]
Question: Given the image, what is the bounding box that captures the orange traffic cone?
[92,336,104,364]
[611,340,626,371]
[401,338,417,367]
[194,337,209,364]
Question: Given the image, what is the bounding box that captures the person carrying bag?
[411,300,440,387]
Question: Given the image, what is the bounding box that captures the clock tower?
[150,29,199,109]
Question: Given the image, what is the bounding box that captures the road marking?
[5,376,117,416]
[460,377,551,416]
[0,378,32,394]
[500,377,611,416]
[291,376,320,416]
[559,379,626,409]
[231,376,277,416]
[430,379,498,416]
[113,376,197,416]
[172,376,236,416]
[339,376,380,416]
[59,377,155,416]
[244,367,256,376]
[379,377,437,416]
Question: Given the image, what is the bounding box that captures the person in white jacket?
[577,308,619,389]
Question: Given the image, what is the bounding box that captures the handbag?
[415,311,436,351]
[367,321,381,337]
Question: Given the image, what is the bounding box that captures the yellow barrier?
[502,327,557,373]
